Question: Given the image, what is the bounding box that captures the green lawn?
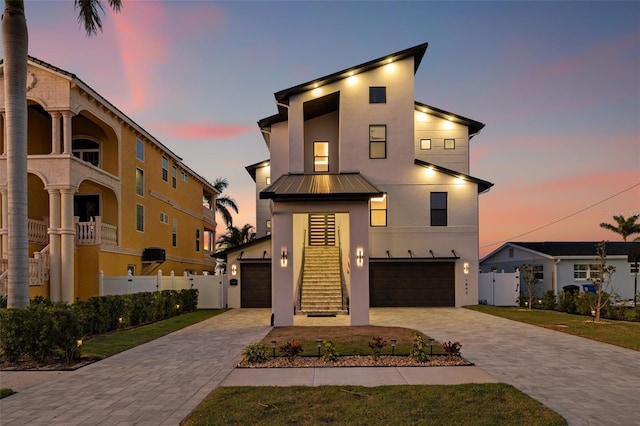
[183,384,566,426]
[465,305,640,351]
[81,309,227,359]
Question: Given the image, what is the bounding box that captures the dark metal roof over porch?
[260,173,383,201]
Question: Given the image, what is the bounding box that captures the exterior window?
[369,125,387,159]
[195,228,201,252]
[420,139,431,150]
[574,264,600,280]
[126,265,135,275]
[430,192,447,226]
[533,265,544,280]
[266,176,271,185]
[266,219,271,230]
[444,139,455,149]
[72,138,100,166]
[136,168,144,196]
[172,166,177,189]
[136,139,144,161]
[136,204,144,232]
[159,212,169,224]
[162,157,169,181]
[314,141,329,172]
[508,247,514,258]
[370,194,387,227]
[204,230,213,251]
[369,86,386,103]
[181,171,188,182]
[172,219,177,247]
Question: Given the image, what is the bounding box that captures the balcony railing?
[24,217,117,246]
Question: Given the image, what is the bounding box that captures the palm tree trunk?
[2,0,30,308]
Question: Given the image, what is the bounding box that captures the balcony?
[25,217,117,246]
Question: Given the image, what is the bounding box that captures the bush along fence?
[0,289,198,364]
[524,290,640,322]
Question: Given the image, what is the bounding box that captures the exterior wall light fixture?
[231,264,237,276]
[280,248,288,268]
[356,247,364,267]
[463,262,469,275]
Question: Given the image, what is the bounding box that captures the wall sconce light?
[280,248,288,267]
[231,264,237,276]
[356,247,364,267]
[463,262,469,275]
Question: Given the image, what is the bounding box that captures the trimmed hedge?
[0,289,198,363]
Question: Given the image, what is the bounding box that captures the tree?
[216,224,256,251]
[519,263,540,311]
[2,0,121,308]
[212,177,239,228]
[599,214,640,242]
[589,241,616,322]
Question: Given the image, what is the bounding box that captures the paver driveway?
[371,308,640,426]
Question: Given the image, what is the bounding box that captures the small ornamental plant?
[442,341,462,357]
[241,343,270,364]
[410,332,430,363]
[368,335,388,360]
[321,340,339,362]
[280,339,303,362]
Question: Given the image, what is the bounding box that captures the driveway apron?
[370,308,640,426]
[0,309,272,426]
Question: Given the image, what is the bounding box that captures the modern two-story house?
[221,43,493,326]
[0,57,218,302]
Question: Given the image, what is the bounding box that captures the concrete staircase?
[300,246,346,314]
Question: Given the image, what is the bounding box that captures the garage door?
[369,262,455,307]
[241,263,272,308]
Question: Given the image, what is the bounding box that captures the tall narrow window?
[430,192,447,226]
[162,157,169,181]
[314,141,329,172]
[172,219,178,247]
[172,166,177,189]
[136,204,144,232]
[136,139,144,161]
[204,230,213,251]
[369,86,386,103]
[369,125,387,159]
[195,228,201,252]
[136,168,144,196]
[370,194,387,227]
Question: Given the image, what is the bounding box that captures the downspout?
[553,259,561,296]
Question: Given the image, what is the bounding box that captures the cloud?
[155,121,255,140]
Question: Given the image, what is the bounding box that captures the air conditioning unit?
[142,247,165,263]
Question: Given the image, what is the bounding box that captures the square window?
[136,139,144,161]
[444,139,455,149]
[430,192,447,226]
[369,125,387,159]
[369,86,386,103]
[420,139,431,150]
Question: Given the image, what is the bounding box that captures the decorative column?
[47,188,61,301]
[0,186,7,259]
[50,112,61,155]
[60,187,76,303]
[61,111,73,154]
[0,112,5,156]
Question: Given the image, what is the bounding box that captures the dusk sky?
[6,0,639,257]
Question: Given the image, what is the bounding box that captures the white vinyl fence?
[479,270,520,306]
[99,270,224,309]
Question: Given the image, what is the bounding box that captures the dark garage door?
[370,262,455,307]
[241,263,272,308]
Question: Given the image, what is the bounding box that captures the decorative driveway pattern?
[0,309,272,425]
[371,308,640,426]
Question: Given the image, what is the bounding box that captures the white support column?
[60,187,76,302]
[62,111,73,154]
[50,112,61,154]
[271,207,294,326]
[47,188,61,301]
[0,186,7,259]
[349,203,370,326]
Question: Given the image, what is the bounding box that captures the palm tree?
[599,214,640,242]
[212,177,239,228]
[2,0,121,308]
[216,224,256,251]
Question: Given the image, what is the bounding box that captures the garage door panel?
[370,262,454,307]
[241,263,271,308]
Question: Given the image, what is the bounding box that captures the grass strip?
[0,388,16,399]
[465,305,640,351]
[81,309,226,360]
[183,384,566,425]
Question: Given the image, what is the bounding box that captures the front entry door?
[308,213,335,246]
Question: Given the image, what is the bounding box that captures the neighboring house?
[220,42,493,326]
[0,57,218,302]
[480,242,640,301]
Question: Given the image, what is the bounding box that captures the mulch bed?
[238,355,472,368]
